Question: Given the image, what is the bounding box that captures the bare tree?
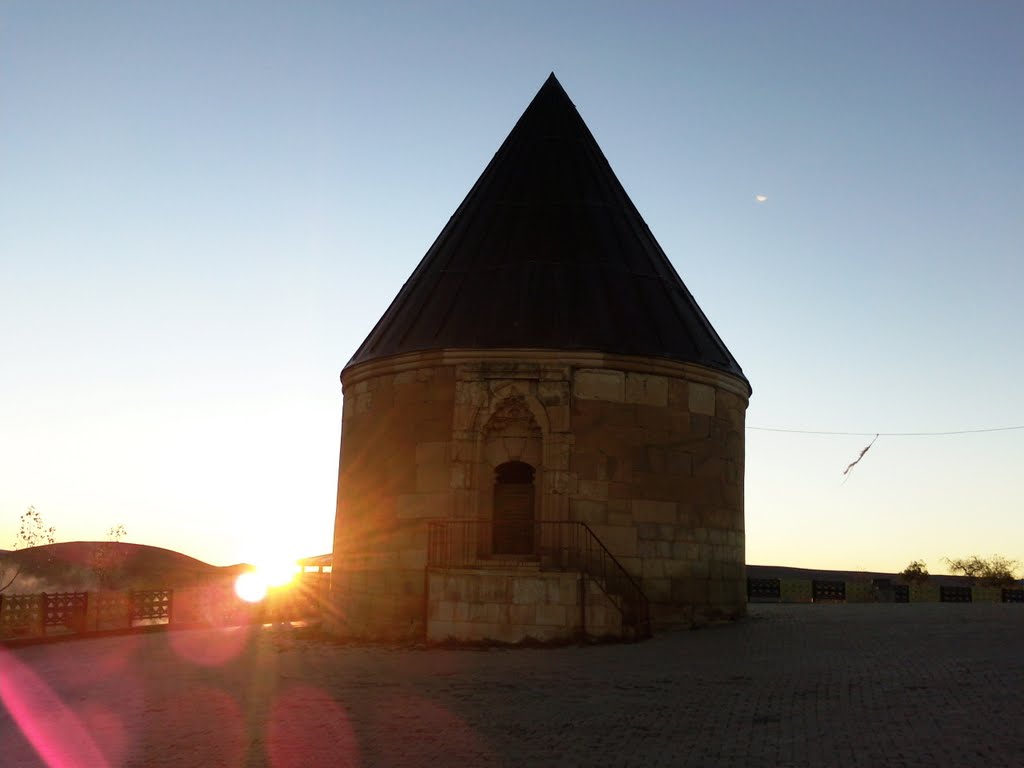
[0,506,57,593]
[944,554,1020,587]
[91,524,129,589]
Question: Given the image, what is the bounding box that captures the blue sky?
[2,2,1021,571]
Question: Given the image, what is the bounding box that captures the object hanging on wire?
[843,434,879,479]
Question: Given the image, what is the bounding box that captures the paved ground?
[2,603,1023,767]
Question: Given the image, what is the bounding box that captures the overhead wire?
[747,425,1024,437]
[745,423,1023,479]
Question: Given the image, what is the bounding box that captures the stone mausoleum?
[329,74,751,643]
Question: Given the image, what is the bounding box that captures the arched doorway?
[493,461,535,555]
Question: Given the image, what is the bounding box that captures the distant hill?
[0,541,248,594]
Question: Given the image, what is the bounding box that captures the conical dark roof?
[346,74,745,381]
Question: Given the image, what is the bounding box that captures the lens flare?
[0,647,111,767]
[234,571,268,603]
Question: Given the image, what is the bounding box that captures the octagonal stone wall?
[328,349,749,641]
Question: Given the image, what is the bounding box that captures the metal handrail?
[427,519,651,638]
[576,522,651,637]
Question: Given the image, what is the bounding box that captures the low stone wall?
[426,567,623,643]
[0,576,328,642]
[749,577,1024,605]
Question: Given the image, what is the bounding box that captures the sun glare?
[234,572,267,603]
[233,558,300,603]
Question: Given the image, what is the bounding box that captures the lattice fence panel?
[131,589,173,625]
[43,592,89,632]
[812,580,846,602]
[940,585,972,603]
[0,593,43,637]
[747,578,781,602]
[95,591,132,630]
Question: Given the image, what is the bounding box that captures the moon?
[755,194,768,203]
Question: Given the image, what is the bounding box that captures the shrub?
[899,560,930,584]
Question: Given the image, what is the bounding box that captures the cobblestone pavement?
[2,604,1023,767]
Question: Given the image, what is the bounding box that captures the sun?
[234,571,268,603]
[234,557,300,603]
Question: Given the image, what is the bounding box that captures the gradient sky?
[2,2,1021,571]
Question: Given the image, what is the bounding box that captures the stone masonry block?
[574,369,625,402]
[450,439,476,463]
[689,560,710,579]
[548,470,578,495]
[636,523,660,540]
[546,576,576,605]
[536,604,567,626]
[431,601,454,622]
[662,558,691,579]
[413,416,452,443]
[488,379,532,398]
[587,524,637,557]
[642,558,666,579]
[666,451,693,477]
[635,404,669,430]
[547,405,571,433]
[508,604,536,625]
[585,605,609,633]
[449,463,471,490]
[398,549,427,569]
[354,391,373,415]
[643,578,671,602]
[427,619,456,641]
[416,463,451,493]
[452,404,480,431]
[557,577,580,606]
[720,406,745,431]
[395,492,448,519]
[415,441,447,465]
[689,413,712,437]
[689,383,716,416]
[468,602,503,623]
[625,373,668,406]
[638,539,672,558]
[570,498,607,523]
[454,381,489,406]
[608,481,631,500]
[479,576,512,603]
[545,440,572,470]
[671,578,709,604]
[452,601,471,622]
[632,499,678,524]
[672,541,700,561]
[667,378,689,409]
[607,507,633,526]
[512,578,547,605]
[578,479,609,500]
[538,380,570,405]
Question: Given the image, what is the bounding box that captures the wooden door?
[493,462,535,555]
